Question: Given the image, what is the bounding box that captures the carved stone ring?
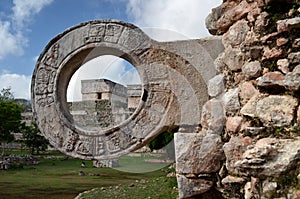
[31,20,217,160]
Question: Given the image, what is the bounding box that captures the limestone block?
[277,59,289,74]
[256,95,297,127]
[223,88,240,113]
[226,137,300,178]
[223,136,252,175]
[262,47,283,61]
[201,98,226,134]
[288,52,300,64]
[222,19,250,48]
[207,74,225,97]
[226,116,243,133]
[277,17,300,33]
[239,82,259,104]
[284,64,300,91]
[242,61,262,79]
[176,174,213,199]
[223,46,246,71]
[175,133,224,174]
[257,71,285,89]
[292,38,300,48]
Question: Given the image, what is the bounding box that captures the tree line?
[0,88,49,155]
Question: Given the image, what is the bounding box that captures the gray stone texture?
[207,74,225,97]
[175,133,224,174]
[201,98,226,134]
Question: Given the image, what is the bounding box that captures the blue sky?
[0,0,221,100]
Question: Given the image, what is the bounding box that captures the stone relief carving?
[32,20,214,161]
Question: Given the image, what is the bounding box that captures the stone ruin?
[69,78,138,130]
[32,0,300,198]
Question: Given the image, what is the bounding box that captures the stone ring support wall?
[31,20,223,161]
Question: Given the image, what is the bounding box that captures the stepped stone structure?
[70,79,131,130]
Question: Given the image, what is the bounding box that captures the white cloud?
[126,0,222,41]
[0,71,31,99]
[12,0,53,29]
[67,55,140,102]
[68,1,222,101]
[0,21,25,59]
[0,0,53,59]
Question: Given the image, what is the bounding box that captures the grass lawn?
[0,152,177,199]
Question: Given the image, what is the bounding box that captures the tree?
[148,131,175,159]
[22,122,49,154]
[0,88,22,155]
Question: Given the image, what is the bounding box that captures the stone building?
[69,79,141,130]
[127,84,142,111]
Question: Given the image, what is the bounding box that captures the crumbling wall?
[196,0,300,198]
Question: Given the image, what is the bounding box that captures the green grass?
[78,175,178,199]
[0,153,177,199]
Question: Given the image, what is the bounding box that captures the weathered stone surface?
[223,47,246,71]
[262,47,283,61]
[175,133,224,174]
[292,38,300,48]
[232,138,300,178]
[239,82,259,103]
[241,94,297,127]
[261,32,279,44]
[277,58,289,74]
[276,37,289,46]
[223,88,240,113]
[226,116,243,133]
[221,175,245,186]
[284,64,300,91]
[201,99,226,133]
[277,17,300,33]
[244,178,260,199]
[31,20,222,161]
[207,74,225,97]
[257,71,285,89]
[222,19,250,48]
[256,95,298,127]
[176,174,213,199]
[262,180,277,199]
[214,52,226,72]
[240,95,261,117]
[216,0,251,34]
[254,11,269,31]
[242,61,262,79]
[288,52,300,64]
[223,136,252,174]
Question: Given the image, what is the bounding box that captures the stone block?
[175,133,224,174]
[176,174,213,199]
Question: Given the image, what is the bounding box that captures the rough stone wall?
[195,0,300,198]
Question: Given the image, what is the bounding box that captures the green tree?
[22,122,49,154]
[148,131,175,159]
[0,88,22,155]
